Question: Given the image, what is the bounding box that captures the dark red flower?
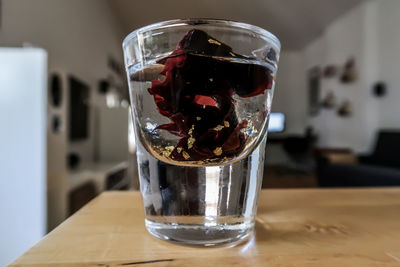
[143,29,273,161]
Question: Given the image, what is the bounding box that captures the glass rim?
[122,18,281,51]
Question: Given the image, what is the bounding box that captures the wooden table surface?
[10,188,400,266]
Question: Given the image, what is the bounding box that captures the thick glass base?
[145,219,254,246]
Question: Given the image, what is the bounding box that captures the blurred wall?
[0,0,125,230]
[264,51,308,165]
[266,0,400,161]
[273,51,308,135]
[377,0,400,129]
[0,0,125,162]
[303,0,380,153]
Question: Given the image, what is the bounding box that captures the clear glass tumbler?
[123,19,280,246]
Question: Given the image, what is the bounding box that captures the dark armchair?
[316,130,400,187]
[359,131,400,170]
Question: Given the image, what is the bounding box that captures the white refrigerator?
[0,48,47,266]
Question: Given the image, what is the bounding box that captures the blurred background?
[1,0,400,265]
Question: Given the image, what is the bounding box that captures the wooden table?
[10,188,400,266]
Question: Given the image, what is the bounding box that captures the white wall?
[376,0,400,129]
[267,1,400,155]
[264,51,308,165]
[303,1,380,153]
[0,0,124,162]
[273,51,308,135]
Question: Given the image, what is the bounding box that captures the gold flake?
[208,39,221,46]
[187,137,195,149]
[213,147,222,156]
[165,146,174,152]
[196,117,202,121]
[214,125,224,131]
[161,145,175,158]
[182,151,190,159]
[224,121,230,127]
[187,125,196,149]
[177,147,183,153]
[188,125,195,136]
[229,52,235,57]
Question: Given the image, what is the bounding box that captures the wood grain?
[10,188,400,266]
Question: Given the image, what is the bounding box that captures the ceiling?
[110,0,365,50]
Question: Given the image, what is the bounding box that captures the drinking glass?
[123,19,280,246]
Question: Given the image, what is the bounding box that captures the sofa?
[316,130,400,187]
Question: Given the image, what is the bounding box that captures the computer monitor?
[268,112,285,133]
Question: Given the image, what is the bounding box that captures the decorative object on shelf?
[337,100,353,117]
[308,66,321,116]
[323,65,338,78]
[321,91,336,109]
[373,81,387,97]
[341,57,358,83]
